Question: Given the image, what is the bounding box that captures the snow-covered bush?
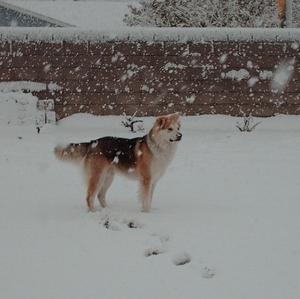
[293,1,300,27]
[124,0,278,27]
[282,1,300,27]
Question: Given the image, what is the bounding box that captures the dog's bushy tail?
[54,142,88,163]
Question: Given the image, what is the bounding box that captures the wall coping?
[0,27,299,43]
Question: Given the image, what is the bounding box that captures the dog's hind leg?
[85,157,108,212]
[86,173,102,212]
[97,169,114,208]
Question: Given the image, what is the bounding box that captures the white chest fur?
[148,141,177,181]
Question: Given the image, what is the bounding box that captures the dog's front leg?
[139,176,153,213]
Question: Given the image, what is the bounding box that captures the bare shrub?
[121,112,144,133]
[236,116,261,132]
[124,0,278,27]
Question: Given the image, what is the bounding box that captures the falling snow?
[247,77,259,87]
[219,54,228,64]
[186,94,196,104]
[221,69,250,81]
[271,59,295,93]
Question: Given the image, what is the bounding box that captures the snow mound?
[0,91,38,126]
[57,113,114,128]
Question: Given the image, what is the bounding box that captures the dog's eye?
[168,128,173,131]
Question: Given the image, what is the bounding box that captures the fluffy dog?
[54,113,182,212]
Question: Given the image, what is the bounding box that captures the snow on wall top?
[0,81,61,92]
[0,27,300,43]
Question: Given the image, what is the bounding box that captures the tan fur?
[54,113,182,212]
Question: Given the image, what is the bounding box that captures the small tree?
[124,0,278,27]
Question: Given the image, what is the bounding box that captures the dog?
[54,112,182,212]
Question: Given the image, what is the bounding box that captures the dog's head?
[152,112,182,144]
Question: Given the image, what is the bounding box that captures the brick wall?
[0,35,300,119]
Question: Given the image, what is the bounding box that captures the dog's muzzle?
[170,132,182,142]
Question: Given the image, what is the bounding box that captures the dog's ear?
[156,116,167,129]
[170,112,180,121]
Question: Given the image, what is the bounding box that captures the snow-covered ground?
[1,93,300,299]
